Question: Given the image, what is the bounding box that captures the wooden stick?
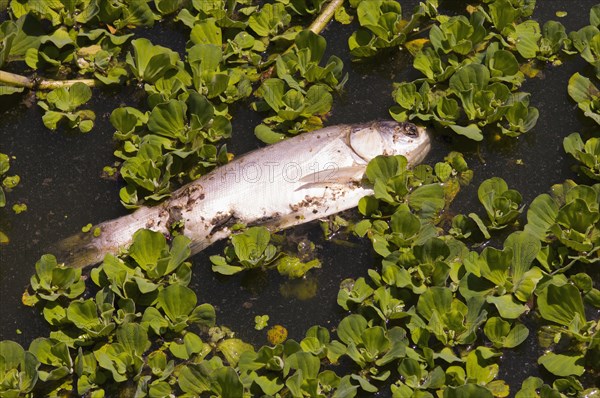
[38,78,96,89]
[308,0,345,35]
[0,70,34,89]
[0,70,96,90]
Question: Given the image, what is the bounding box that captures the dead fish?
[56,120,431,268]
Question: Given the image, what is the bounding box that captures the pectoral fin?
[296,166,365,190]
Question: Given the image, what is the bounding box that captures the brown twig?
[0,70,96,90]
[308,0,345,34]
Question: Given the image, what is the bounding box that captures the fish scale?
[56,121,431,268]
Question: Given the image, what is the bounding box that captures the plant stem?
[308,0,345,35]
[550,258,578,276]
[0,70,96,90]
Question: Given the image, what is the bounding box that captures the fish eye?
[402,123,418,137]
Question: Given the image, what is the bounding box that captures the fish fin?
[296,166,365,191]
[299,165,365,184]
[49,232,104,269]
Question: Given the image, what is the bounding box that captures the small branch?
[38,78,96,89]
[0,70,97,90]
[0,70,34,89]
[308,0,345,35]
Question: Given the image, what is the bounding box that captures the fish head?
[349,120,431,166]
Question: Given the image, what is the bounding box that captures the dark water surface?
[1,1,599,395]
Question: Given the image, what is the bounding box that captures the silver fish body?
[58,120,431,268]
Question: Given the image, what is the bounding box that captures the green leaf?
[568,73,600,124]
[157,284,197,322]
[504,231,540,283]
[189,303,216,327]
[113,0,156,29]
[304,84,333,115]
[407,183,445,216]
[511,20,541,59]
[449,63,490,93]
[40,27,74,48]
[430,15,475,55]
[486,295,527,319]
[210,255,244,275]
[484,317,529,348]
[537,283,586,327]
[190,18,222,45]
[126,38,178,83]
[217,339,253,367]
[276,256,320,278]
[0,340,39,394]
[287,351,321,379]
[169,332,203,359]
[117,323,150,357]
[337,314,367,345]
[178,363,211,394]
[488,0,518,31]
[67,299,100,330]
[110,107,147,135]
[365,155,406,183]
[390,209,420,238]
[255,124,286,144]
[568,73,599,104]
[7,15,44,59]
[47,83,92,112]
[295,29,326,63]
[362,326,390,359]
[248,3,290,37]
[538,352,585,377]
[147,100,186,138]
[128,229,167,269]
[213,367,243,398]
[524,193,559,239]
[416,286,452,320]
[449,124,483,141]
[231,226,271,263]
[465,347,500,384]
[443,384,494,398]
[488,49,520,77]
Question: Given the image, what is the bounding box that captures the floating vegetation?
[1,0,600,397]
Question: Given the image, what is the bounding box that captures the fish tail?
[50,232,104,269]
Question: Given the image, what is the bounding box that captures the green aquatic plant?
[391,55,538,140]
[210,226,321,277]
[0,340,40,397]
[112,92,231,208]
[0,153,18,210]
[525,180,600,258]
[470,176,524,232]
[564,133,600,180]
[23,254,85,307]
[252,30,348,142]
[37,82,96,132]
[347,0,438,57]
[0,0,348,207]
[2,178,600,396]
[566,6,600,123]
[3,1,600,397]
[385,0,577,140]
[568,73,600,124]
